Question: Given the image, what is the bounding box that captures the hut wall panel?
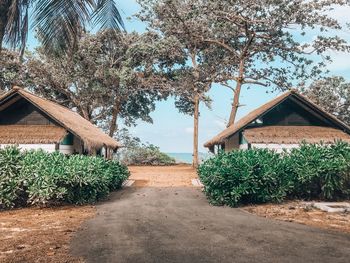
[251,143,300,153]
[58,145,74,155]
[225,133,240,152]
[261,100,329,127]
[0,98,55,125]
[73,136,83,154]
[0,144,56,152]
[239,144,248,150]
[0,144,74,155]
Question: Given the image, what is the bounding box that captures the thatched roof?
[204,90,350,147]
[0,125,67,144]
[243,126,350,144]
[0,87,120,151]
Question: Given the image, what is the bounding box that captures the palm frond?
[32,0,95,54]
[93,0,125,31]
[4,0,30,52]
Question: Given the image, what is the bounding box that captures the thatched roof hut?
[205,90,350,153]
[0,125,67,144]
[0,87,120,155]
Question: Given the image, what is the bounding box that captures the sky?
[27,1,350,153]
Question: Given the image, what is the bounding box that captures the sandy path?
[244,201,350,234]
[128,165,197,187]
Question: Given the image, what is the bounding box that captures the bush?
[198,149,290,206]
[63,155,129,204]
[198,141,350,207]
[116,128,176,165]
[122,144,176,165]
[21,150,69,205]
[0,147,130,209]
[0,146,24,208]
[285,142,350,200]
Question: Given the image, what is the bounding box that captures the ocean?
[166,152,211,164]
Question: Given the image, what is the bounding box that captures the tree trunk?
[0,1,10,51]
[109,98,120,137]
[192,93,199,168]
[227,80,243,127]
[227,59,245,127]
[0,21,5,51]
[190,52,200,168]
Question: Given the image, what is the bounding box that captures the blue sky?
[27,1,350,153]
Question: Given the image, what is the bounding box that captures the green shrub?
[0,146,24,209]
[198,149,290,206]
[285,142,350,200]
[116,129,176,165]
[21,150,69,205]
[63,155,129,204]
[198,141,350,206]
[122,144,176,166]
[0,147,130,209]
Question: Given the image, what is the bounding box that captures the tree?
[302,76,350,125]
[192,0,350,126]
[138,0,217,167]
[0,49,26,92]
[26,30,173,137]
[115,128,176,165]
[0,0,123,55]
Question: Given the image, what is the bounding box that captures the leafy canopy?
[302,76,350,126]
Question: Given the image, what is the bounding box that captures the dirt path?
[71,166,350,263]
[128,165,197,187]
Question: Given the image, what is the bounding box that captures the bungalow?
[204,90,350,153]
[0,86,120,157]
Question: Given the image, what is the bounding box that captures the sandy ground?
[0,206,95,263]
[244,201,350,234]
[128,164,197,187]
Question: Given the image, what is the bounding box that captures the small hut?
[0,87,120,157]
[205,90,350,153]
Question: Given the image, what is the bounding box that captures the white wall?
[0,144,74,154]
[239,143,300,153]
[59,145,74,155]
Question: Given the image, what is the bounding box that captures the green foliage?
[198,149,290,206]
[116,128,176,166]
[0,147,129,209]
[0,50,27,92]
[122,144,176,166]
[26,30,172,137]
[302,76,350,126]
[198,142,350,207]
[0,0,124,55]
[0,146,24,208]
[284,142,350,200]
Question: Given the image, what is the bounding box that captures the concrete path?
[71,167,350,263]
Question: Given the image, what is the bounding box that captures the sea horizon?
[166,152,211,164]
